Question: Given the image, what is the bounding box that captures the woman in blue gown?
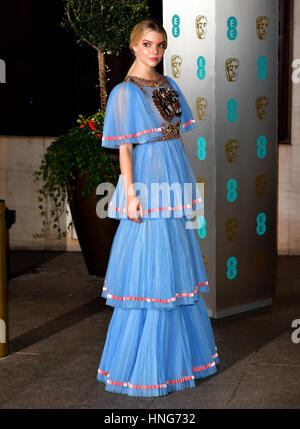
[97,18,219,397]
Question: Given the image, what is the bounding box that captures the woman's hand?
[126,194,144,223]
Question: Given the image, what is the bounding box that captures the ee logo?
[227,16,238,40]
[197,56,206,80]
[226,178,237,202]
[227,257,237,279]
[227,99,237,122]
[257,135,267,159]
[172,15,180,38]
[258,56,268,80]
[197,216,206,239]
[256,212,267,236]
[197,137,206,160]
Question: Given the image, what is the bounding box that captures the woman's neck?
[128,66,160,81]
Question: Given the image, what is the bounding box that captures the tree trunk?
[98,49,107,111]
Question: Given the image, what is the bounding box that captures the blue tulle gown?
[96,73,219,397]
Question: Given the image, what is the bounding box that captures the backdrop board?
[163,0,278,318]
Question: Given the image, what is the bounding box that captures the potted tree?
[61,0,150,111]
[33,0,149,276]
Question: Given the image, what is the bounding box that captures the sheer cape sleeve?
[164,75,197,133]
[101,81,165,149]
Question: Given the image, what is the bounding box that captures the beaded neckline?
[124,74,166,87]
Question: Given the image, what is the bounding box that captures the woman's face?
[132,30,166,69]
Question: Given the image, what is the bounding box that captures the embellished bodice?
[101,73,200,220]
[101,73,196,149]
[123,74,182,142]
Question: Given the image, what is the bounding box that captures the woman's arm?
[179,135,184,148]
[119,144,143,222]
[119,144,135,198]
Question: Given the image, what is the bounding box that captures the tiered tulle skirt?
[97,217,219,397]
[107,138,203,220]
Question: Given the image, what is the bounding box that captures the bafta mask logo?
[225,139,239,163]
[255,174,268,197]
[254,250,268,273]
[195,15,208,39]
[225,58,239,82]
[256,16,270,40]
[196,97,208,120]
[171,55,182,78]
[196,176,207,203]
[225,218,239,241]
[256,96,269,119]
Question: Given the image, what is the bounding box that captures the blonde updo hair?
[127,18,168,76]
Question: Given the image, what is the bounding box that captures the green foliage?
[35,0,149,240]
[33,111,120,240]
[61,0,150,54]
